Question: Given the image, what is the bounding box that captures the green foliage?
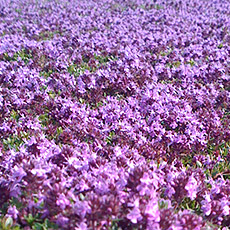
[67,53,117,78]
[32,218,58,230]
[38,30,61,41]
[110,3,127,12]
[2,131,28,151]
[17,49,33,64]
[158,200,169,210]
[39,85,48,92]
[79,97,86,104]
[39,69,54,79]
[109,219,122,230]
[10,110,20,122]
[159,47,174,57]
[2,49,33,64]
[179,197,201,214]
[24,214,58,230]
[0,216,20,230]
[79,96,104,110]
[154,4,164,10]
[210,157,230,180]
[203,141,230,180]
[106,131,115,145]
[56,126,63,136]
[217,43,223,49]
[222,109,230,122]
[181,154,194,169]
[47,90,56,99]
[219,141,230,157]
[38,113,50,127]
[9,197,23,210]
[139,3,163,10]
[24,213,39,227]
[53,126,63,142]
[67,62,93,77]
[15,8,22,14]
[1,198,58,229]
[186,59,197,67]
[94,53,117,64]
[166,60,181,68]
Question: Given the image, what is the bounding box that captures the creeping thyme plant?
[0,0,229,229]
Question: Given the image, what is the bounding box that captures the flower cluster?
[0,0,229,229]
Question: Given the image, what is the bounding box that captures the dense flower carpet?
[0,0,229,229]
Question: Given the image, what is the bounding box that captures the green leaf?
[9,197,23,209]
[217,43,223,49]
[196,160,202,168]
[38,113,49,127]
[24,213,36,226]
[5,217,13,228]
[106,131,115,145]
[56,127,63,136]
[32,223,44,230]
[158,200,168,210]
[48,90,56,99]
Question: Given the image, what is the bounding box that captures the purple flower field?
[0,0,229,229]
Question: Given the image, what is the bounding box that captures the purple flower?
[185,174,198,200]
[74,198,91,219]
[127,206,142,224]
[76,222,88,230]
[12,166,27,182]
[7,205,18,219]
[201,194,212,216]
[55,214,69,227]
[56,193,70,210]
[145,199,160,222]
